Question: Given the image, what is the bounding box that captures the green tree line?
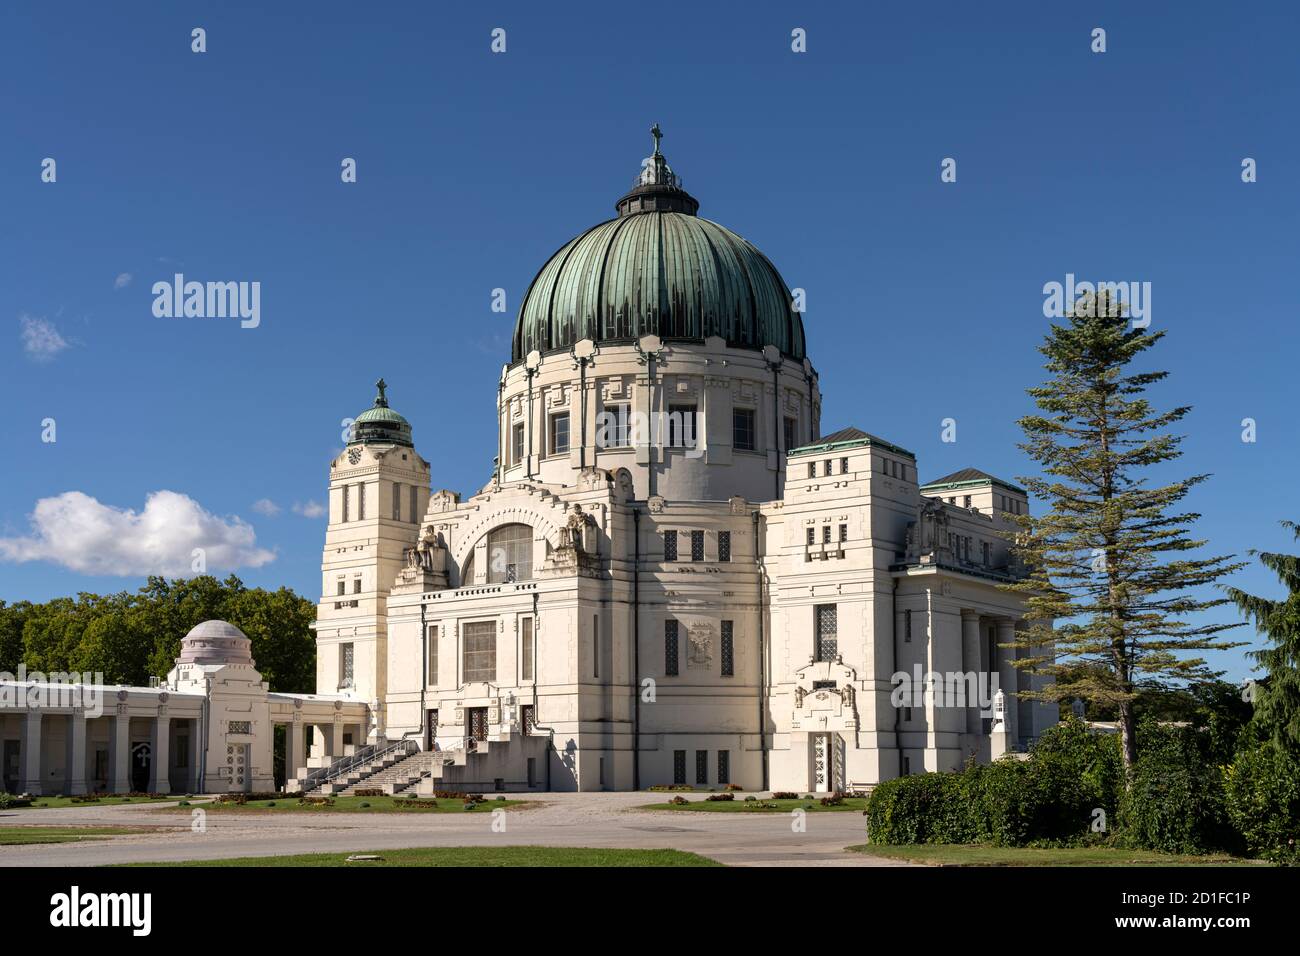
[0,575,316,693]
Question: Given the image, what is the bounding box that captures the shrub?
[772,791,798,800]
[648,784,695,792]
[0,793,32,810]
[1223,744,1300,863]
[819,793,844,807]
[865,772,971,844]
[744,795,756,802]
[359,802,371,809]
[354,788,384,797]
[725,783,743,791]
[669,795,690,805]
[1119,718,1238,855]
[395,799,441,808]
[705,792,734,802]
[298,796,335,807]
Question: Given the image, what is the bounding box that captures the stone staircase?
[339,750,443,795]
[300,739,418,795]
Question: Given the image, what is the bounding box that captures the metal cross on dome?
[374,378,388,406]
[651,123,662,155]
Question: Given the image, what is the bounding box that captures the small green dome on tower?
[349,378,413,447]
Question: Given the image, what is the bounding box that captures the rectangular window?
[718,530,731,562]
[667,404,697,448]
[825,459,832,477]
[814,604,838,662]
[822,525,832,545]
[806,526,815,546]
[717,750,730,785]
[462,621,497,683]
[521,617,534,681]
[427,625,439,685]
[592,614,600,679]
[603,404,630,447]
[339,643,354,689]
[720,620,734,677]
[839,523,848,543]
[963,495,972,508]
[732,408,756,451]
[353,578,362,594]
[663,530,678,562]
[521,704,535,737]
[690,529,704,561]
[356,483,365,520]
[227,720,252,735]
[841,457,849,474]
[341,484,349,522]
[784,416,797,453]
[808,462,816,479]
[695,750,708,785]
[665,619,679,676]
[673,750,686,785]
[512,422,525,465]
[550,412,570,456]
[336,580,346,596]
[393,482,402,520]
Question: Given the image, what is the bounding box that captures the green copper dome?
[512,127,806,364]
[349,379,413,447]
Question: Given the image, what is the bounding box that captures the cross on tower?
[375,378,388,406]
[651,123,662,155]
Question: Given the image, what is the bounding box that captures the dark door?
[467,707,488,746]
[520,704,535,737]
[3,740,19,792]
[131,743,151,793]
[426,709,439,750]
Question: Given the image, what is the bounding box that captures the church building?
[1,129,1053,797]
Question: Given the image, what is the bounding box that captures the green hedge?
[867,718,1122,848]
[1223,744,1300,863]
[1118,718,1239,855]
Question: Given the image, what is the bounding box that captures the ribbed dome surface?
[512,211,806,363]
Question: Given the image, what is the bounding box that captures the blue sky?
[1,1,1296,681]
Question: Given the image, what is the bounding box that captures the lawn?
[850,843,1265,867]
[8,795,193,809]
[123,846,723,867]
[199,795,523,813]
[0,826,139,846]
[642,796,867,813]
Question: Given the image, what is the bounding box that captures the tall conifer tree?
[1006,291,1243,774]
[1226,521,1300,754]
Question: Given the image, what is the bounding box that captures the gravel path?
[0,792,913,867]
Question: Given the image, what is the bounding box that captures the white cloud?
[251,498,281,517]
[292,500,326,518]
[113,272,132,290]
[19,314,70,362]
[0,490,276,576]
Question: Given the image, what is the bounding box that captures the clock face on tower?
[348,448,363,465]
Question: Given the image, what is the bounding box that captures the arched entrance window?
[487,524,533,583]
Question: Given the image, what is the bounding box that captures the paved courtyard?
[0,792,912,867]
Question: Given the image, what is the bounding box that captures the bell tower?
[315,380,429,742]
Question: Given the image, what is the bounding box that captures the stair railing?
[302,738,417,792]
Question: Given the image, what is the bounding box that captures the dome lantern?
[348,378,414,447]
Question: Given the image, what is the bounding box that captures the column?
[286,718,306,781]
[149,714,171,794]
[63,712,88,796]
[327,719,344,759]
[18,711,42,796]
[960,610,982,734]
[110,712,131,793]
[996,618,1019,747]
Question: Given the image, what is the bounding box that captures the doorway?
[426,709,439,750]
[131,742,152,793]
[3,740,19,792]
[467,707,488,748]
